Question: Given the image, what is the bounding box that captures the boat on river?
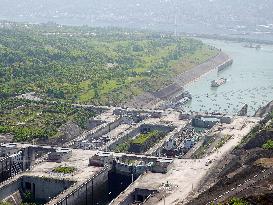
[211,78,227,87]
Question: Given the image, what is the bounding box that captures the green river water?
[184,39,273,116]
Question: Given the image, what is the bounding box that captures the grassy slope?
[0,23,218,106]
[0,98,98,141]
[0,23,219,142]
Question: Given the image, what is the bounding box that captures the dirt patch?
[0,134,13,143]
[255,158,273,168]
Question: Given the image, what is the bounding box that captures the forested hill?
[0,22,218,105]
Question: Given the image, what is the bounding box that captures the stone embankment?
[126,52,232,109]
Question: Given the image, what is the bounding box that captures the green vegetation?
[0,202,11,205]
[131,130,160,145]
[23,191,33,204]
[242,110,273,145]
[193,136,215,159]
[0,23,218,105]
[0,98,98,142]
[211,197,249,205]
[113,130,164,153]
[228,197,249,205]
[262,139,273,150]
[0,23,219,142]
[114,141,131,153]
[215,135,232,149]
[53,166,76,174]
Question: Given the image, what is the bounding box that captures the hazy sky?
[0,0,272,37]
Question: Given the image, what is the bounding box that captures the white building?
[0,143,19,157]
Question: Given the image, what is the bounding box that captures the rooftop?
[200,117,220,122]
[0,143,17,148]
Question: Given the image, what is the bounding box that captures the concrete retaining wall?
[108,126,140,151]
[0,176,74,204]
[22,176,74,203]
[87,117,124,140]
[0,179,21,201]
[86,119,106,130]
[53,167,110,205]
[108,124,174,152]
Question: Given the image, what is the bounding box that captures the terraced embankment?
[126,52,232,109]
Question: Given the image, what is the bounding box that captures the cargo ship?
[211,78,227,87]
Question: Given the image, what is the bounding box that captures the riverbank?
[184,39,273,115]
[126,52,232,109]
[173,52,231,87]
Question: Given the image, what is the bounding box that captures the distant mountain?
[0,0,273,40]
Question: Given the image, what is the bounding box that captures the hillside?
[0,22,219,142]
[0,98,100,142]
[186,109,273,205]
[0,23,218,105]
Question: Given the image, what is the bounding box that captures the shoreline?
[126,51,232,109]
[182,53,233,88]
[173,52,232,88]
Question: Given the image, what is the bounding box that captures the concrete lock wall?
[113,189,156,205]
[139,124,174,133]
[21,176,74,203]
[0,179,21,201]
[109,124,174,152]
[1,150,26,183]
[108,127,140,151]
[86,120,106,130]
[0,157,12,182]
[118,192,135,205]
[88,117,124,140]
[55,168,109,205]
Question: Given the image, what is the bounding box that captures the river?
[183,39,273,116]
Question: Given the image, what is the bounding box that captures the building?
[151,158,173,174]
[48,148,72,162]
[163,139,176,151]
[0,143,19,157]
[183,138,196,149]
[179,113,192,120]
[220,116,233,124]
[89,152,114,167]
[75,140,92,150]
[192,116,220,128]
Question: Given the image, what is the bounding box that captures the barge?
[211,78,227,87]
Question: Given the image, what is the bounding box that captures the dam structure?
[0,144,173,205]
[0,103,261,205]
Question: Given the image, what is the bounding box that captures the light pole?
[108,191,112,202]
